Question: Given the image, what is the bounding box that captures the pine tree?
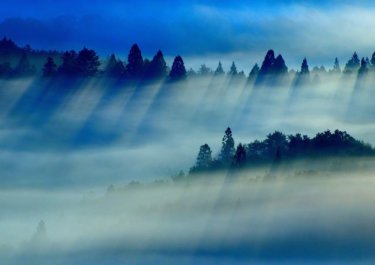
[300,58,309,75]
[169,55,186,80]
[58,50,78,75]
[228,61,238,76]
[76,47,100,76]
[105,54,125,77]
[147,50,167,79]
[233,143,247,167]
[371,52,375,67]
[344,52,360,74]
[198,64,212,75]
[258,49,275,75]
[214,61,225,75]
[358,57,368,75]
[195,144,212,169]
[126,44,144,78]
[220,127,235,163]
[272,55,288,74]
[332,57,341,73]
[248,64,260,80]
[42,57,57,77]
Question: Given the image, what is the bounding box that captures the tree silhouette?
[126,44,144,78]
[169,55,186,80]
[146,50,167,79]
[42,57,57,77]
[195,144,212,169]
[220,127,235,163]
[358,57,368,75]
[190,128,375,174]
[331,57,341,73]
[76,47,100,76]
[105,54,125,77]
[228,61,238,76]
[248,64,259,82]
[273,55,288,74]
[344,52,360,74]
[198,64,212,76]
[233,143,247,167]
[214,61,225,75]
[371,52,375,67]
[256,50,288,85]
[300,58,309,75]
[259,49,275,76]
[58,50,78,75]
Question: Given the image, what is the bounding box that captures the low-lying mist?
[1,72,375,263]
[0,74,375,188]
[2,161,375,264]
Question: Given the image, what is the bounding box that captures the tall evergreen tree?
[220,127,235,163]
[248,64,259,81]
[169,55,186,80]
[58,50,78,75]
[344,52,360,74]
[42,57,57,77]
[228,61,238,76]
[358,57,368,75]
[258,49,275,75]
[105,54,125,77]
[214,61,225,75]
[332,57,341,73]
[272,55,288,74]
[198,64,212,76]
[76,47,100,76]
[371,52,375,67]
[146,50,167,79]
[126,44,144,78]
[195,144,212,169]
[300,58,309,75]
[233,143,247,167]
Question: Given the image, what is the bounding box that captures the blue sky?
[1,0,375,70]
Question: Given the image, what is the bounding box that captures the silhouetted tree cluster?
[255,49,288,85]
[0,37,59,78]
[52,48,100,77]
[190,128,374,173]
[3,37,375,84]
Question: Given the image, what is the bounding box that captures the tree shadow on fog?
[5,77,109,149]
[345,71,375,123]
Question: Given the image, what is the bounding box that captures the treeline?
[0,37,187,80]
[1,37,375,83]
[190,128,374,173]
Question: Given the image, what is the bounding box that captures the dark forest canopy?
[2,37,375,82]
[190,128,375,174]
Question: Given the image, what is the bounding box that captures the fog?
[1,73,375,263]
[2,168,375,264]
[1,74,375,188]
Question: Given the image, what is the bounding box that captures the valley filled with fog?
[1,71,375,264]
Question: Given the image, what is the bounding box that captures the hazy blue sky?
[1,0,375,70]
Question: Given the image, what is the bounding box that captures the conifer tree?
[214,61,225,75]
[195,144,212,169]
[42,57,57,77]
[300,58,309,75]
[169,55,186,80]
[228,61,238,76]
[220,127,235,163]
[126,44,144,78]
